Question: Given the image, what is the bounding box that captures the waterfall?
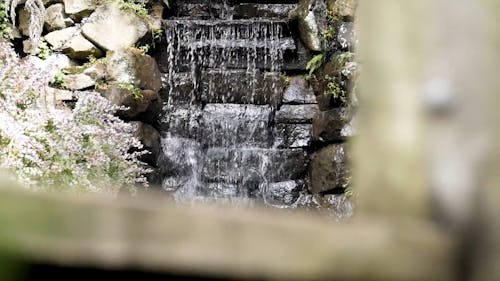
[154,1,353,218]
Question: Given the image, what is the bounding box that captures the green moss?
[116,82,143,100]
[37,42,53,60]
[325,75,347,104]
[0,133,10,147]
[50,71,68,89]
[44,119,57,133]
[152,28,163,40]
[306,54,326,76]
[117,0,149,19]
[280,74,291,89]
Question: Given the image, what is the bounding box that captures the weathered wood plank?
[0,187,455,281]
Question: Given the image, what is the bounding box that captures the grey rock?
[81,3,148,51]
[24,53,76,77]
[326,0,357,19]
[296,193,353,221]
[130,121,161,165]
[63,0,95,18]
[203,183,239,198]
[337,22,357,50]
[99,86,159,118]
[289,0,328,51]
[45,3,74,31]
[162,176,191,192]
[18,9,31,37]
[44,27,103,59]
[282,76,316,104]
[264,180,304,207]
[275,104,319,124]
[309,144,350,194]
[312,107,355,142]
[275,124,313,148]
[64,73,95,90]
[234,4,296,19]
[105,49,163,93]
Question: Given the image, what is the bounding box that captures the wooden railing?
[0,0,498,280]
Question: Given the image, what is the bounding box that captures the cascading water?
[154,0,353,218]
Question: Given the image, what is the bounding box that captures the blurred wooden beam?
[354,0,430,217]
[0,188,455,281]
[473,1,500,280]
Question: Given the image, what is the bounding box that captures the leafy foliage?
[0,41,150,195]
[306,53,325,76]
[0,1,13,42]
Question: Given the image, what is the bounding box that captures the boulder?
[312,107,355,142]
[282,76,316,104]
[326,0,357,20]
[289,0,329,51]
[275,104,319,124]
[99,85,159,118]
[42,88,74,108]
[296,193,353,221]
[63,0,95,19]
[18,9,31,37]
[105,49,163,93]
[309,144,350,193]
[44,27,103,59]
[81,2,148,51]
[63,73,95,90]
[24,53,76,77]
[264,180,304,207]
[337,21,357,50]
[97,49,162,118]
[45,3,74,31]
[130,121,161,165]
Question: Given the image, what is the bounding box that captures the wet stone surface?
[275,104,320,124]
[200,104,273,148]
[264,180,305,207]
[282,76,317,104]
[200,70,283,105]
[201,148,308,184]
[309,144,350,194]
[274,124,313,148]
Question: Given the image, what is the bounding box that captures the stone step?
[163,19,292,41]
[233,3,296,19]
[156,43,296,72]
[172,0,299,5]
[160,70,283,105]
[199,104,273,148]
[174,3,296,19]
[199,70,283,105]
[201,147,308,184]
